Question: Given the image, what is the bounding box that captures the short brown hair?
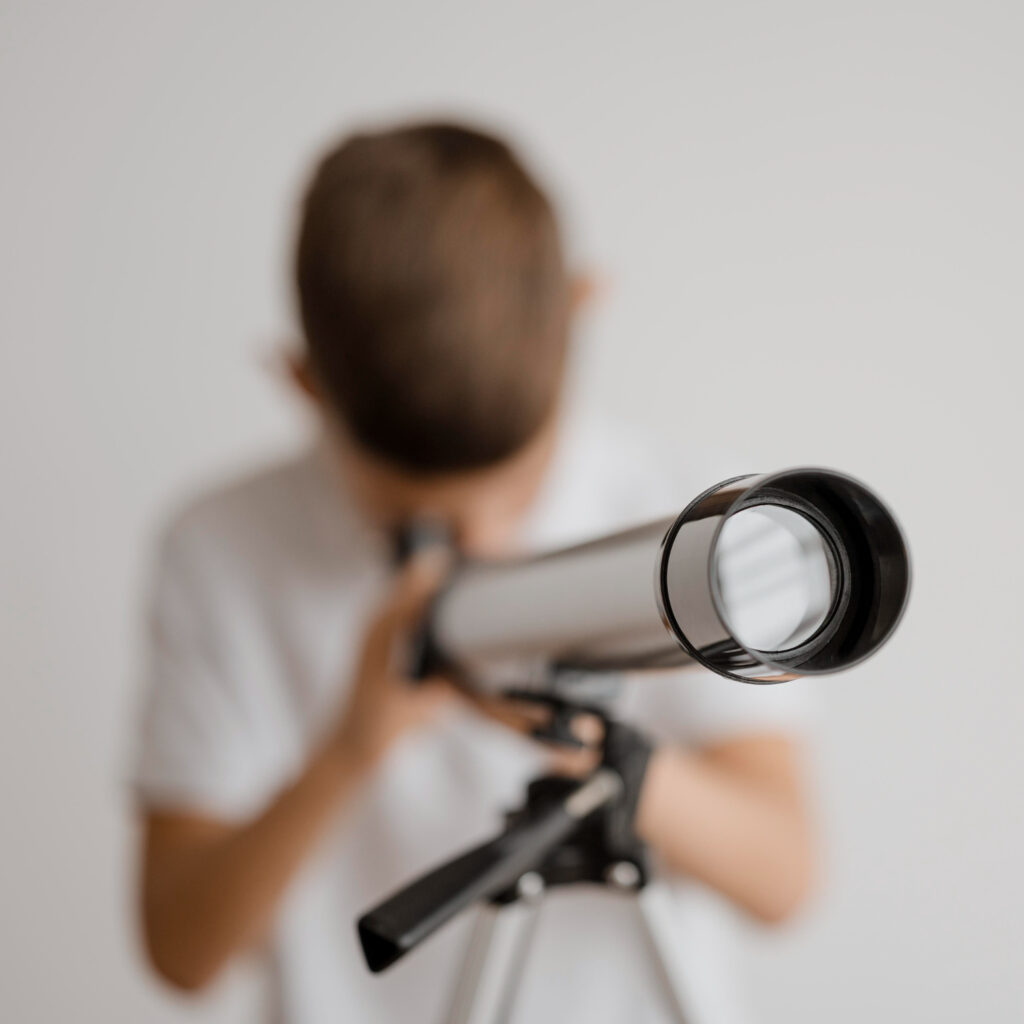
[295,121,569,474]
[294,121,569,473]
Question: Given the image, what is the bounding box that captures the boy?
[133,122,813,1024]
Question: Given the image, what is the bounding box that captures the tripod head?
[356,695,653,973]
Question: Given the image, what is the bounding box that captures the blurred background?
[1,1,1022,1020]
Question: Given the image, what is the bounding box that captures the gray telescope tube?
[427,468,910,690]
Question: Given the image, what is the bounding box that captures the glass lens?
[714,506,835,653]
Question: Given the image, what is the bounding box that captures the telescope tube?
[427,469,910,689]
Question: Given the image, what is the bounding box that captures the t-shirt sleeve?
[130,516,282,821]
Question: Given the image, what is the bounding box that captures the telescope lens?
[659,467,909,681]
[714,507,835,653]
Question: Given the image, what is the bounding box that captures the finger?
[386,546,452,626]
[365,549,452,677]
[568,712,604,748]
[461,692,545,733]
[417,675,457,708]
[546,745,601,779]
[404,676,457,724]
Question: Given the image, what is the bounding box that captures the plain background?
[2,1,1022,1020]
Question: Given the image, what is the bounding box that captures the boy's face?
[287,355,560,557]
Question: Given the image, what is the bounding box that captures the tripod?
[442,776,696,1024]
[357,701,697,1024]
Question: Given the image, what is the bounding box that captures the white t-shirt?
[133,414,811,1024]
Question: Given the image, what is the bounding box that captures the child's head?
[295,121,571,482]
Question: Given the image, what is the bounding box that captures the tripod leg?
[633,883,698,1024]
[443,876,544,1024]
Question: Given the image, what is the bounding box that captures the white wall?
[2,1,1021,1020]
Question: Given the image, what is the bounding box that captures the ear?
[281,350,324,406]
[569,271,605,315]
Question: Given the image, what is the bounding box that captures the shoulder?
[159,450,306,550]
[558,410,754,526]
[151,442,361,593]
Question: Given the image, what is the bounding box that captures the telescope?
[421,467,910,692]
[361,468,910,1020]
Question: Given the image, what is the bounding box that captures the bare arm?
[141,743,369,990]
[138,554,452,992]
[635,734,815,923]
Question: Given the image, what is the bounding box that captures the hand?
[331,550,454,769]
[463,692,604,778]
